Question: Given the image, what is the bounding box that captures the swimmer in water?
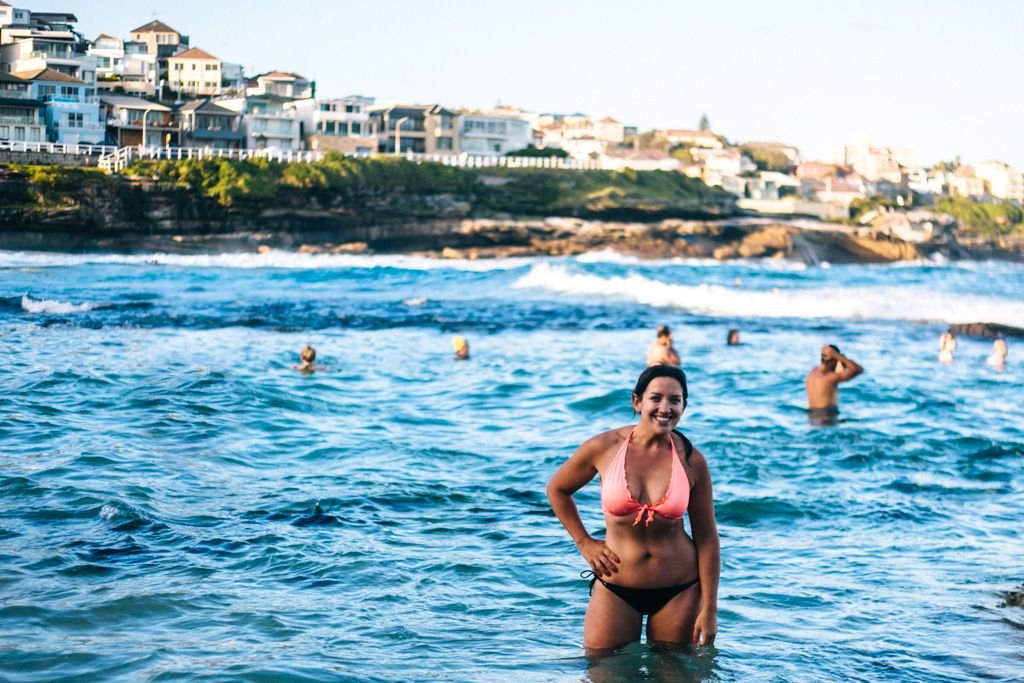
[453,336,470,360]
[293,345,326,373]
[726,329,740,346]
[646,325,680,367]
[939,331,956,364]
[987,338,1008,368]
[805,344,864,423]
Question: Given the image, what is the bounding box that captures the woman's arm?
[687,447,720,646]
[546,434,621,577]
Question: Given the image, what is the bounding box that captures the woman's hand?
[692,608,717,647]
[576,537,620,577]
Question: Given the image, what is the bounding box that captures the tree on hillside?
[636,130,669,151]
[740,145,790,173]
[698,113,710,132]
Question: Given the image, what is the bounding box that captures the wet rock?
[948,323,1024,339]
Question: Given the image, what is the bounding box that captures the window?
[350,122,361,135]
[205,64,218,71]
[325,121,335,134]
[191,63,196,70]
[60,86,78,97]
[436,136,452,150]
[14,126,25,141]
[67,113,84,128]
[174,63,183,71]
[0,125,9,138]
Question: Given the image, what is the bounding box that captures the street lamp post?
[140,106,160,156]
[393,116,411,156]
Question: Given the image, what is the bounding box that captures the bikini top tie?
[601,429,689,526]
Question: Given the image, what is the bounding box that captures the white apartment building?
[974,161,1024,203]
[298,95,376,154]
[218,95,305,151]
[459,111,531,155]
[88,34,158,97]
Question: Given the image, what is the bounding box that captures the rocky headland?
[1,159,1022,265]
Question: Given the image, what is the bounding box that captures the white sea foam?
[0,249,530,272]
[512,263,1024,326]
[403,297,428,307]
[21,294,93,314]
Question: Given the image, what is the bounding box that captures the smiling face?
[632,376,685,434]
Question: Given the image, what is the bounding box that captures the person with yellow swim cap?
[452,336,470,360]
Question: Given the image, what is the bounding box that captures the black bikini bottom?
[583,570,700,616]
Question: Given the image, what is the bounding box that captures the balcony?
[41,95,100,104]
[0,89,34,100]
[0,114,42,125]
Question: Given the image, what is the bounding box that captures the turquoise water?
[1,250,1022,682]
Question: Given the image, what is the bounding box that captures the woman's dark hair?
[632,364,693,462]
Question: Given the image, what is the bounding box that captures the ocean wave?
[0,249,531,272]
[574,248,810,270]
[512,263,1024,325]
[21,294,93,314]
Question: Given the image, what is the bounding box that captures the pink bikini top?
[601,429,690,526]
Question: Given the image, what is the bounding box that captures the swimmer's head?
[452,336,467,351]
[656,325,672,340]
[300,345,316,363]
[633,364,688,408]
[727,329,740,345]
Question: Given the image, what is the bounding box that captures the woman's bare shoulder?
[576,425,632,459]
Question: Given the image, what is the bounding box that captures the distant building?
[246,71,313,100]
[218,94,303,151]
[459,110,532,155]
[128,19,189,84]
[832,140,916,183]
[663,129,723,149]
[601,148,680,172]
[814,176,867,207]
[11,66,102,143]
[947,167,985,200]
[176,98,244,149]
[166,47,222,97]
[0,71,46,143]
[88,34,158,97]
[99,94,175,146]
[369,104,459,154]
[795,161,837,181]
[974,161,1024,203]
[297,95,377,155]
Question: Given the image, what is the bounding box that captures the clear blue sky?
[49,0,1024,167]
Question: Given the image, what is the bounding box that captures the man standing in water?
[646,325,680,367]
[806,344,864,416]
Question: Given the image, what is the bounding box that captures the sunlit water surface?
[1,250,1022,682]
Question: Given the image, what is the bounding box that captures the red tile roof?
[171,47,219,61]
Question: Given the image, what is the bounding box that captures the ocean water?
[1,249,1022,682]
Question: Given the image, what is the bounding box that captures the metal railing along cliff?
[95,147,603,173]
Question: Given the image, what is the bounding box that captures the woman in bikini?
[547,364,720,650]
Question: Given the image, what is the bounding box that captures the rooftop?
[10,67,85,84]
[131,19,179,34]
[172,47,219,61]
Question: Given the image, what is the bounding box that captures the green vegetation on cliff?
[123,153,731,219]
[2,154,733,223]
[935,197,1024,237]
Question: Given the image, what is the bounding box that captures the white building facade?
[459,111,531,155]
